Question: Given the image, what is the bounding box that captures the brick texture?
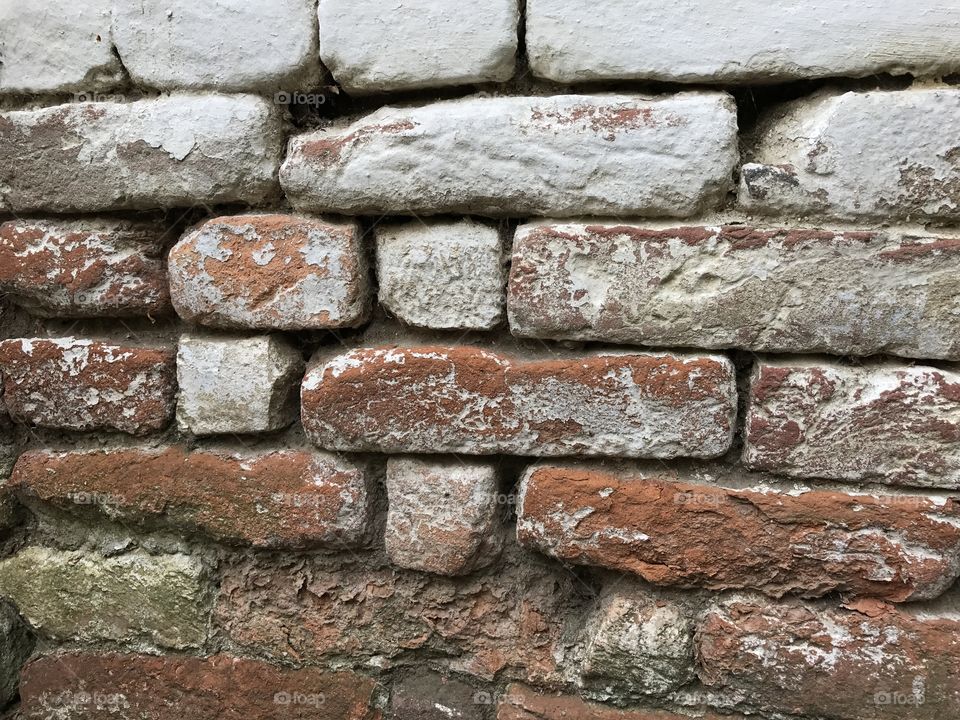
[302,346,736,458]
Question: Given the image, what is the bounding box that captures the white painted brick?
[0,0,122,94]
[319,0,519,93]
[112,0,320,91]
[0,94,283,213]
[281,93,738,218]
[177,335,303,436]
[740,88,960,221]
[527,0,960,83]
[377,219,505,330]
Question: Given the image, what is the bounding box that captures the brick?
[391,670,485,720]
[526,0,960,84]
[0,603,33,709]
[740,88,960,221]
[20,652,379,720]
[214,547,580,683]
[302,346,736,458]
[281,93,737,217]
[509,223,960,360]
[377,220,505,331]
[518,464,960,601]
[744,360,960,488]
[0,218,171,318]
[0,338,176,435]
[177,334,303,435]
[385,457,503,575]
[9,446,375,549]
[112,0,320,92]
[320,0,518,93]
[0,0,121,94]
[578,587,694,699]
[0,546,209,649]
[497,684,738,720]
[698,597,960,719]
[169,214,370,331]
[0,95,282,213]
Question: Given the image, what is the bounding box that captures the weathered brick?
[281,93,737,217]
[169,214,370,330]
[0,219,171,318]
[526,1,960,83]
[112,0,320,92]
[9,446,375,549]
[320,0,518,93]
[20,652,380,720]
[0,338,176,435]
[698,597,960,720]
[377,220,505,331]
[386,457,503,575]
[0,95,282,213]
[214,547,580,683]
[177,334,303,435]
[509,223,960,360]
[740,88,960,221]
[302,346,736,458]
[0,546,209,649]
[578,586,694,699]
[518,464,960,601]
[391,670,485,720]
[0,603,33,710]
[744,361,960,488]
[0,0,121,94]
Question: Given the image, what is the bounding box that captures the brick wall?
[1,2,959,719]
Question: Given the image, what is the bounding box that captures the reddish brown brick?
[0,338,175,435]
[302,346,736,458]
[0,218,171,318]
[9,446,375,549]
[698,597,960,719]
[517,464,960,601]
[20,652,381,720]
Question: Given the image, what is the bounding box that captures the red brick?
[0,338,175,435]
[517,464,960,601]
[168,214,370,330]
[0,219,171,318]
[744,360,960,488]
[20,652,380,720]
[302,346,736,458]
[697,597,960,719]
[9,446,375,549]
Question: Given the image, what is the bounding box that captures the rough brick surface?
[745,361,960,488]
[377,220,505,331]
[0,0,121,94]
[0,546,209,649]
[10,447,375,549]
[112,0,320,92]
[740,88,960,221]
[281,93,738,217]
[214,547,580,683]
[509,223,960,360]
[698,597,960,719]
[0,95,282,213]
[169,214,369,330]
[391,670,485,720]
[0,218,171,318]
[518,465,960,601]
[526,0,960,83]
[177,334,303,435]
[20,652,380,720]
[385,456,503,575]
[302,346,736,458]
[0,338,176,435]
[0,603,33,710]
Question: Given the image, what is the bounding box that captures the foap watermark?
[274,91,328,108]
[39,690,129,711]
[873,691,925,706]
[72,91,126,104]
[270,492,325,509]
[673,491,724,507]
[67,491,122,507]
[273,691,326,708]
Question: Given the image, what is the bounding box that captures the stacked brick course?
[1,1,959,719]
